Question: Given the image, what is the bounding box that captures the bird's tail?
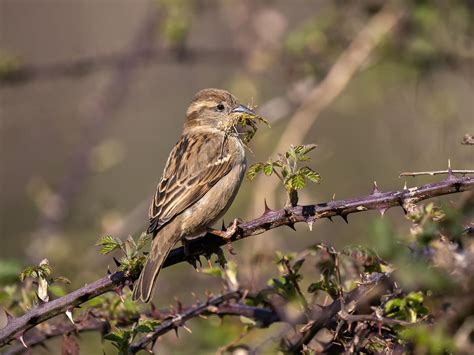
[132,222,180,302]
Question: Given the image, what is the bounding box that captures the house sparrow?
[132,88,259,302]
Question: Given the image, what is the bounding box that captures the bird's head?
[184,88,266,142]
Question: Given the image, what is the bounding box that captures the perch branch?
[0,176,472,347]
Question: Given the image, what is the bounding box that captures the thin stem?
[400,170,474,177]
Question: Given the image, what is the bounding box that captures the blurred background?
[0,0,473,353]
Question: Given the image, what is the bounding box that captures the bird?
[132,88,258,302]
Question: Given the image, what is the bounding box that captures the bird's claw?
[208,218,242,255]
[183,240,202,270]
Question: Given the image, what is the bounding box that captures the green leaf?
[288,174,305,190]
[292,259,305,273]
[134,320,160,333]
[19,266,35,282]
[96,235,122,255]
[247,163,264,180]
[52,276,71,284]
[263,162,274,176]
[104,331,125,343]
[299,167,321,183]
[38,259,52,278]
[202,267,224,278]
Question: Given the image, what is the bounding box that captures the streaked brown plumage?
[132,88,257,302]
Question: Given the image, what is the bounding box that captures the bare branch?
[288,273,391,352]
[400,170,474,177]
[0,176,472,348]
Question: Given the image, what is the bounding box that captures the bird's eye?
[216,103,225,112]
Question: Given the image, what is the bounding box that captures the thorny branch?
[400,170,474,177]
[0,176,472,349]
[4,291,278,355]
[5,272,392,355]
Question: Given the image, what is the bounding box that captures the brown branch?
[400,170,474,177]
[338,313,412,326]
[287,272,391,352]
[4,296,278,355]
[128,291,242,353]
[0,176,472,348]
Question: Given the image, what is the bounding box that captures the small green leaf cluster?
[19,259,70,304]
[247,144,320,206]
[384,291,429,323]
[96,233,150,278]
[104,319,161,355]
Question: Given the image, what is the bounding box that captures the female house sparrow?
[132,88,258,302]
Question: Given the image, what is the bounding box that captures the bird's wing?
[148,131,236,235]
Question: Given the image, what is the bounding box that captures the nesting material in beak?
[228,104,269,144]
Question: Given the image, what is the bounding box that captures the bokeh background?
[1,0,473,353]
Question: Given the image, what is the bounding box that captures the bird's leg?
[208,218,242,255]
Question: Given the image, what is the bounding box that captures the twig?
[400,170,474,177]
[4,298,278,355]
[338,313,412,326]
[0,176,472,347]
[128,291,243,353]
[288,273,390,352]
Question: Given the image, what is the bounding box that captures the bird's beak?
[232,104,256,116]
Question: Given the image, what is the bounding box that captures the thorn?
[113,257,121,267]
[182,323,192,334]
[372,181,381,195]
[18,334,27,348]
[327,216,334,222]
[287,222,296,231]
[332,193,336,201]
[307,220,313,231]
[106,267,112,275]
[65,309,75,324]
[340,213,349,224]
[263,199,272,214]
[174,327,179,338]
[398,199,407,214]
[447,159,454,180]
[403,181,407,190]
[379,208,387,217]
[221,220,226,231]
